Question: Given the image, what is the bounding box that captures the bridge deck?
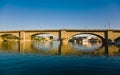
[0,29,120,33]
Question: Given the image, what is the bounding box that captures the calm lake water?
[0,41,120,75]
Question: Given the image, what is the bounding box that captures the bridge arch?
[24,32,59,41]
[31,33,59,41]
[68,33,105,43]
[0,34,19,41]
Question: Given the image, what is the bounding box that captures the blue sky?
[0,0,120,30]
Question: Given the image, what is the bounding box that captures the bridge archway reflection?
[0,41,120,56]
[31,41,60,51]
[69,42,102,51]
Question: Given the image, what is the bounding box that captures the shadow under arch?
[114,36,120,47]
[0,34,19,41]
[114,36,120,42]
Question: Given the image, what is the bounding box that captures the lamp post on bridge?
[109,22,111,30]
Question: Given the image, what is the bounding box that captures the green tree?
[49,36,53,40]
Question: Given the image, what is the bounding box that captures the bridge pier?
[60,30,69,43]
[104,30,117,45]
[104,31,108,43]
[19,31,25,41]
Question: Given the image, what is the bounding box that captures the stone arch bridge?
[0,29,120,43]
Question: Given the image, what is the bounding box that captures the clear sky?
[0,0,120,30]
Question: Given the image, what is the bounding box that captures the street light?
[108,22,111,30]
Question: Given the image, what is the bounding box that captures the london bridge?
[0,29,120,43]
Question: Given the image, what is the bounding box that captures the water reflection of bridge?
[0,41,120,56]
